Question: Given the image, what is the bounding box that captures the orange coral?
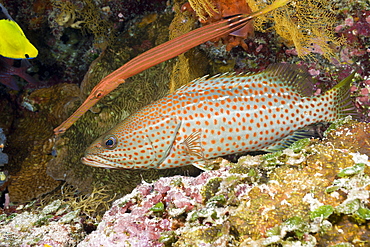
[185,0,255,51]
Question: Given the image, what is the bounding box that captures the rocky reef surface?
[1,119,369,246]
[77,119,370,246]
[0,0,367,203]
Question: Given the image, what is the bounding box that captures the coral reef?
[78,120,370,246]
[1,83,81,202]
[0,183,113,246]
[0,0,368,245]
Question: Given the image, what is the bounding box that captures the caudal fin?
[321,71,358,121]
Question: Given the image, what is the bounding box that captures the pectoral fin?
[182,131,204,159]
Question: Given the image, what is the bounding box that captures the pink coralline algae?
[336,11,370,38]
[78,169,232,246]
[351,83,370,116]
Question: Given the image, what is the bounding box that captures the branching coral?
[187,0,344,59]
[248,0,344,60]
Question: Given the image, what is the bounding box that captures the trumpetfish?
[81,64,357,170]
[53,0,289,135]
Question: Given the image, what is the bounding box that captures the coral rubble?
[0,209,86,246]
[0,183,111,246]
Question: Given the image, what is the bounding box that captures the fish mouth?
[81,156,118,169]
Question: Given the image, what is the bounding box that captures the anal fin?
[192,160,214,171]
[262,129,313,152]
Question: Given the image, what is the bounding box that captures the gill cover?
[105,115,181,169]
[82,115,181,169]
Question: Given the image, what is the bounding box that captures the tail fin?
[320,71,358,121]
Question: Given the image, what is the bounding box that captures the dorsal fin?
[174,63,315,97]
[262,63,315,97]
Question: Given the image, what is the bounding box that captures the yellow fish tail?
[321,71,358,121]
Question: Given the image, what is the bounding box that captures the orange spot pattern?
[83,70,336,170]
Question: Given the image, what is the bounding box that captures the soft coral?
[184,0,255,51]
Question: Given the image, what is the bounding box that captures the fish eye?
[25,54,29,58]
[104,135,117,149]
[95,90,103,99]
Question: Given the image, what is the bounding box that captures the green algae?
[289,138,311,153]
[208,194,226,206]
[33,215,53,227]
[173,223,230,246]
[310,205,334,220]
[337,163,366,177]
[336,199,361,215]
[150,202,165,212]
[265,216,310,244]
[330,243,354,247]
[201,177,223,203]
[42,199,63,215]
[356,207,370,220]
[159,231,178,246]
[59,209,81,223]
[323,116,353,137]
